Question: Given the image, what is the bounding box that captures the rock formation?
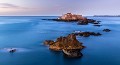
[44,34,85,57]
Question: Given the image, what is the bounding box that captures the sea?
[0,16,120,65]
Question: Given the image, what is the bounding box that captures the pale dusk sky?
[0,0,120,16]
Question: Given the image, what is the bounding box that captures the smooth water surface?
[0,16,120,65]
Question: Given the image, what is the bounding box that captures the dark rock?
[93,33,102,36]
[87,19,96,23]
[42,19,79,22]
[103,29,111,32]
[42,18,101,26]
[82,32,91,37]
[94,24,102,27]
[93,21,100,24]
[77,20,88,25]
[63,49,83,58]
[9,48,16,53]
[73,31,102,37]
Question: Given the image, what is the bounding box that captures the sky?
[0,0,120,16]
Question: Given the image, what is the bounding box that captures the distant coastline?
[94,15,120,17]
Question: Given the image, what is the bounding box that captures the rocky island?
[44,34,85,58]
[42,13,100,25]
[57,13,87,21]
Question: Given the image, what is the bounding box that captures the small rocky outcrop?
[73,31,102,37]
[44,34,85,57]
[77,20,88,25]
[93,21,100,24]
[6,48,17,53]
[94,24,102,27]
[87,19,97,23]
[103,29,111,32]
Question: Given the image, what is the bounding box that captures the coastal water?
[0,16,120,65]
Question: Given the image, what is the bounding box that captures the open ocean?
[0,16,120,65]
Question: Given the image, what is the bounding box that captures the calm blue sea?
[0,16,120,65]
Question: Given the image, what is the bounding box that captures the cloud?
[0,3,31,14]
[0,3,26,9]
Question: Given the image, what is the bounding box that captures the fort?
[58,13,87,21]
